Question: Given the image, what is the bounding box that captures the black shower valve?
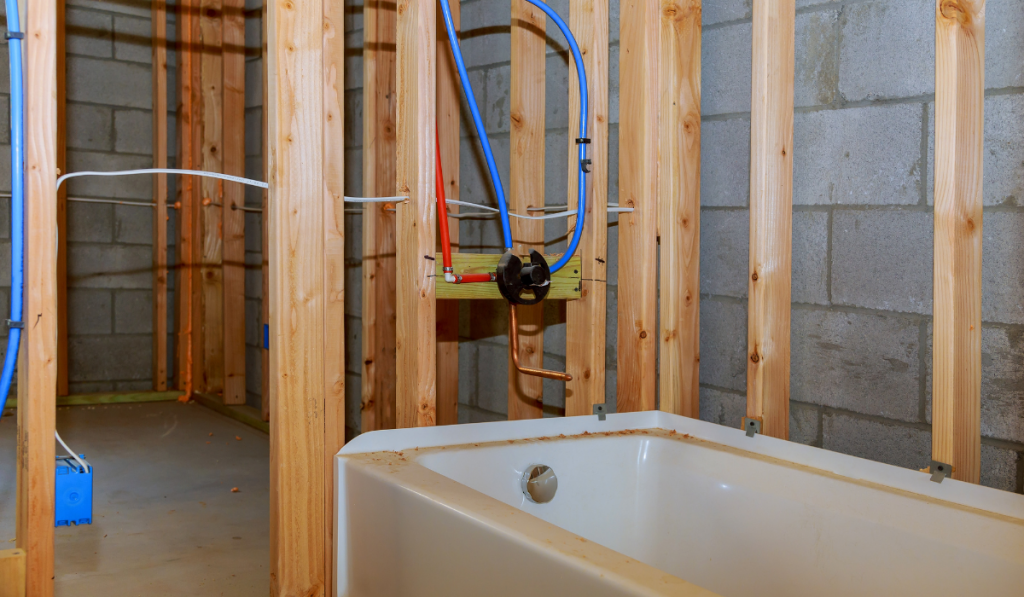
[497,250,551,306]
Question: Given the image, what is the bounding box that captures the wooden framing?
[746,0,794,439]
[658,0,701,418]
[222,0,246,404]
[18,1,59,593]
[261,0,270,422]
[267,0,333,592]
[56,0,68,397]
[152,0,169,392]
[436,0,460,427]
[0,549,26,597]
[395,0,437,428]
[932,0,985,484]
[564,0,609,417]
[616,0,659,413]
[361,0,398,433]
[507,0,546,421]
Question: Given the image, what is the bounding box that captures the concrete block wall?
[343,0,1024,493]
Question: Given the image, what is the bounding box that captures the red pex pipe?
[436,130,494,284]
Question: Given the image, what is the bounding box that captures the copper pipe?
[508,304,572,382]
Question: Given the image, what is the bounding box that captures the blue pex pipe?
[0,0,24,419]
[437,0,589,273]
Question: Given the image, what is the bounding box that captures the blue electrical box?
[55,455,92,527]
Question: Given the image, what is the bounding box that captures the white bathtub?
[335,411,1024,596]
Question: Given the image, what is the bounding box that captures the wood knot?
[751,272,758,281]
[583,368,591,379]
[639,331,648,339]
[939,0,972,25]
[750,352,760,363]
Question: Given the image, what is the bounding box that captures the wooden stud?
[198,0,224,394]
[395,0,437,428]
[932,0,985,484]
[361,0,398,432]
[747,0,794,439]
[261,0,270,423]
[56,0,67,397]
[0,549,26,597]
[176,0,201,397]
[267,0,327,590]
[507,0,546,421]
[435,0,460,426]
[18,1,59,593]
[323,0,346,591]
[616,0,659,413]
[658,0,700,418]
[565,0,609,417]
[221,0,246,404]
[152,0,169,392]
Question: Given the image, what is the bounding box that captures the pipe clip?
[742,417,762,438]
[5,319,23,329]
[4,31,24,41]
[929,460,954,483]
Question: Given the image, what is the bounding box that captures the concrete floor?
[0,401,270,596]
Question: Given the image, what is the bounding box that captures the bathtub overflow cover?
[521,465,558,504]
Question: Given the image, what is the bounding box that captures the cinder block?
[700,209,748,298]
[791,308,922,423]
[113,15,152,63]
[831,210,932,314]
[67,103,113,151]
[972,327,1024,444]
[702,0,750,26]
[459,341,479,407]
[0,196,9,239]
[69,335,151,382]
[66,201,113,243]
[604,285,616,370]
[608,44,619,125]
[66,150,153,199]
[699,298,747,393]
[822,412,931,471]
[113,109,153,155]
[345,314,361,376]
[702,22,752,116]
[980,94,1024,207]
[114,203,154,245]
[794,103,923,205]
[460,3,511,69]
[66,7,113,58]
[344,90,363,149]
[344,0,362,33]
[67,56,151,109]
[246,59,264,108]
[245,13,262,52]
[344,261,361,317]
[981,443,1020,493]
[475,341,509,416]
[790,401,821,446]
[0,95,9,145]
[245,211,263,252]
[0,146,10,193]
[698,386,745,429]
[67,289,112,335]
[246,343,262,398]
[67,244,152,289]
[114,380,152,392]
[986,0,1024,89]
[484,64,510,134]
[700,117,749,208]
[68,381,115,394]
[245,262,262,300]
[245,107,262,157]
[345,372,362,434]
[838,0,935,101]
[245,298,261,347]
[114,290,152,334]
[0,45,9,95]
[795,9,839,108]
[983,212,1024,324]
[345,30,363,91]
[244,154,265,206]
[793,210,829,305]
[345,147,363,197]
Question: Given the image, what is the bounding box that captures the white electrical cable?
[344,196,407,203]
[443,199,633,221]
[55,430,89,473]
[56,169,269,192]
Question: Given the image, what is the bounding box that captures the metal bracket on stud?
[929,460,954,483]
[743,417,762,438]
[5,319,23,329]
[593,404,609,421]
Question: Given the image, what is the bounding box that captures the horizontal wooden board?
[4,390,184,411]
[435,253,582,300]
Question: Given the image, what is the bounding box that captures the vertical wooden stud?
[261,0,270,422]
[658,0,700,417]
[361,0,398,432]
[933,0,984,484]
[267,0,327,591]
[616,0,659,413]
[507,0,546,420]
[395,0,437,428]
[56,0,68,397]
[176,0,201,397]
[323,0,346,591]
[152,0,169,392]
[747,0,794,439]
[222,0,246,404]
[435,0,460,426]
[0,549,26,597]
[18,1,59,593]
[198,0,224,394]
[565,0,609,417]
